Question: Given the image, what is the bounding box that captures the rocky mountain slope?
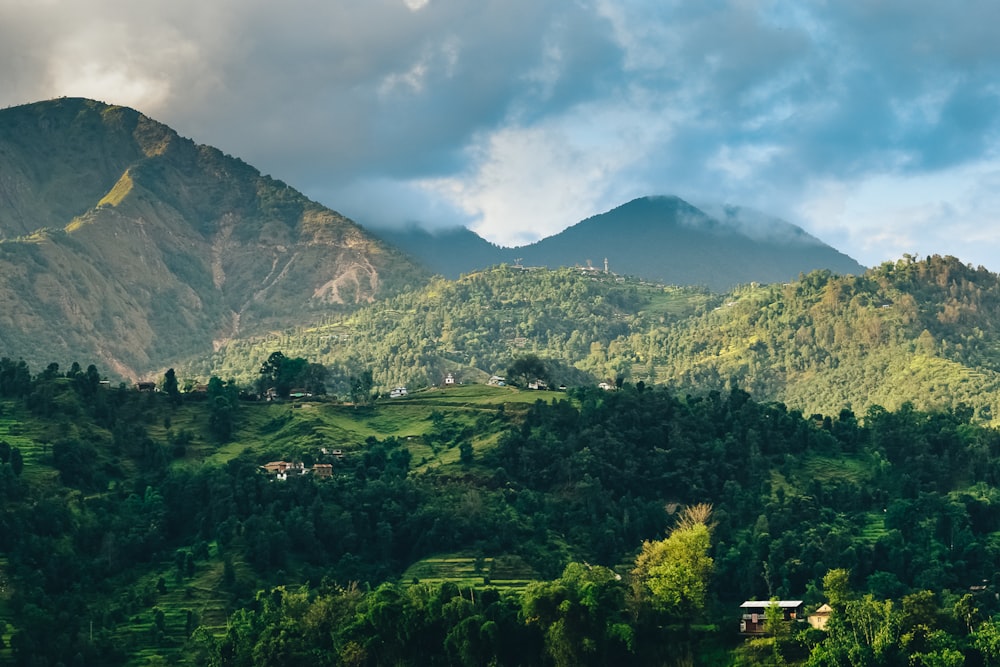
[0,98,427,377]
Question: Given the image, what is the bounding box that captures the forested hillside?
[2,357,1000,665]
[190,255,1000,423]
[657,254,1000,420]
[184,266,717,392]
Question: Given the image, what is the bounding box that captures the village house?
[739,600,804,635]
[389,386,408,398]
[443,373,456,386]
[259,461,306,481]
[808,603,833,631]
[312,463,333,478]
[487,375,506,386]
[528,379,548,390]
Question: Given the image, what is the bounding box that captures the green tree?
[631,503,714,621]
[350,370,374,406]
[162,368,180,406]
[522,562,633,667]
[507,354,549,387]
[207,377,237,442]
[10,447,23,476]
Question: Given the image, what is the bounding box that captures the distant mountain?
[0,98,427,378]
[371,224,514,279]
[375,196,866,290]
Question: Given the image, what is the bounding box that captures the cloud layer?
[2,0,999,268]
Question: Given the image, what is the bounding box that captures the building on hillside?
[488,375,506,386]
[739,600,804,635]
[808,603,833,631]
[135,381,157,392]
[312,463,333,478]
[528,379,548,390]
[598,381,614,391]
[444,373,456,386]
[389,386,408,398]
[259,461,306,481]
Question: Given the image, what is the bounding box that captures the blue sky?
[2,0,999,270]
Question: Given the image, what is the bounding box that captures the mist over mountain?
[374,196,866,289]
[0,98,427,377]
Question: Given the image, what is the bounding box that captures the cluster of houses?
[259,452,342,481]
[738,600,832,635]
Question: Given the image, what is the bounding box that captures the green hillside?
[183,265,717,391]
[187,256,1000,424]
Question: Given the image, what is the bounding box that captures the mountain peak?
[0,98,427,377]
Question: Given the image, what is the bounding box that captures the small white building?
[444,373,456,386]
[389,386,408,398]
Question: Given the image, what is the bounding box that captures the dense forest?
[3,355,1000,665]
[185,256,1000,424]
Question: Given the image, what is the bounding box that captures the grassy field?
[175,384,566,469]
[400,553,540,592]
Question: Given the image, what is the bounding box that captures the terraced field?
[400,554,540,592]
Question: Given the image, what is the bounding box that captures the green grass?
[178,385,556,468]
[400,554,539,592]
[858,512,889,544]
[114,543,244,666]
[799,455,872,485]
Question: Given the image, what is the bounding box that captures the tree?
[522,562,633,667]
[507,354,549,387]
[10,447,23,476]
[162,368,180,406]
[350,370,374,406]
[631,504,714,621]
[207,377,237,442]
[257,351,287,396]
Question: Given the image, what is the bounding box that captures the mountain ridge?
[374,195,866,289]
[0,98,427,377]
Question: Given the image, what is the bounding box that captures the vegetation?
[1,354,1000,664]
[191,256,1000,424]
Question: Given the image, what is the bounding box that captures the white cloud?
[796,161,1000,270]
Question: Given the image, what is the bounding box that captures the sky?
[2,0,1000,270]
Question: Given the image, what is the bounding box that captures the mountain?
[0,98,427,378]
[375,196,866,289]
[371,224,513,279]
